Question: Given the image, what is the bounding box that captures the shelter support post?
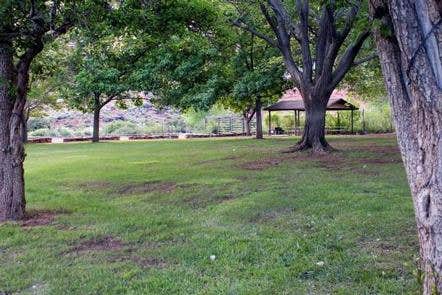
[268,110,271,136]
[351,109,354,134]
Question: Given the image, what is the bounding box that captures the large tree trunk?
[255,98,263,139]
[370,1,442,293]
[92,107,100,143]
[22,119,28,144]
[294,94,331,153]
[0,42,26,221]
[22,106,29,143]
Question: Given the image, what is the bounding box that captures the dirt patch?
[310,153,346,170]
[78,181,177,195]
[250,207,295,223]
[239,157,284,171]
[131,256,167,268]
[238,150,346,172]
[338,143,400,154]
[358,238,399,256]
[79,181,114,190]
[21,209,71,228]
[66,236,125,254]
[238,141,401,173]
[116,181,176,195]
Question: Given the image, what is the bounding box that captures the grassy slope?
[0,135,418,294]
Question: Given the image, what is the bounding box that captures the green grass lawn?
[0,135,419,294]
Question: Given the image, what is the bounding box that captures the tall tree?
[223,32,286,139]
[65,34,143,142]
[369,1,442,293]
[0,0,108,221]
[231,0,375,152]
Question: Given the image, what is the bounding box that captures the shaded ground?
[79,181,177,195]
[65,236,125,254]
[239,140,402,174]
[0,135,418,294]
[21,209,71,227]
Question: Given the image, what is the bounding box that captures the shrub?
[363,102,393,133]
[28,117,50,131]
[142,123,164,134]
[56,127,73,137]
[29,127,74,137]
[104,121,142,135]
[29,128,51,137]
[264,113,282,130]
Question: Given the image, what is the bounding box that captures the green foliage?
[28,128,51,138]
[104,121,141,135]
[362,100,394,133]
[280,115,295,131]
[0,0,110,54]
[224,31,287,115]
[127,1,235,111]
[28,127,74,138]
[27,39,72,117]
[63,31,142,113]
[264,113,282,129]
[343,61,386,100]
[27,117,50,131]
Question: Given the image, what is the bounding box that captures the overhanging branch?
[232,19,277,48]
[330,29,371,91]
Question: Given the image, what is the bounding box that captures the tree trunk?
[92,93,101,143]
[244,115,252,136]
[255,98,263,139]
[370,1,442,293]
[0,42,26,222]
[92,107,100,143]
[294,95,331,153]
[22,119,28,143]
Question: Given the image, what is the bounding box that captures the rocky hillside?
[48,101,184,130]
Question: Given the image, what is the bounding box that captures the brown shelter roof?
[264,89,358,111]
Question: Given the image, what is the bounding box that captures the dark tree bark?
[0,38,42,221]
[92,93,102,143]
[0,42,25,221]
[255,98,263,139]
[22,105,30,144]
[295,94,331,152]
[22,119,28,144]
[234,0,373,152]
[369,0,442,293]
[92,107,101,143]
[91,94,115,143]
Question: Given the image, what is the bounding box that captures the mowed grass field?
[0,135,419,294]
